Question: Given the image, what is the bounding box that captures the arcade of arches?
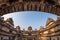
[0,0,60,40]
[0,0,60,16]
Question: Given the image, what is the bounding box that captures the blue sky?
[2,11,57,30]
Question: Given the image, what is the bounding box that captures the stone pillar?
[33,38,35,40]
[9,37,13,40]
[1,37,3,40]
[35,4,37,11]
[29,4,31,11]
[32,4,35,11]
[50,37,51,40]
[0,36,1,40]
[9,37,11,40]
[0,16,1,19]
[57,7,60,14]
[26,3,32,11]
[15,4,19,12]
[57,37,59,40]
[51,5,56,14]
[26,38,27,40]
[11,4,14,12]
[12,36,15,40]
[40,1,45,12]
[37,4,40,11]
[0,8,2,15]
[24,3,27,11]
[15,36,17,40]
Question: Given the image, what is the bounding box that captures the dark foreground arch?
[0,0,60,16]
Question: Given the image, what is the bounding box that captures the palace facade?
[0,16,60,40]
[0,0,60,40]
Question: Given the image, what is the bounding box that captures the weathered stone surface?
[0,0,60,16]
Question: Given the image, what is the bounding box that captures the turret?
[16,26,20,31]
[28,26,32,32]
[5,18,14,26]
[0,17,4,24]
[46,18,55,27]
[56,16,60,24]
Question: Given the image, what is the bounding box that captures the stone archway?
[0,0,60,16]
